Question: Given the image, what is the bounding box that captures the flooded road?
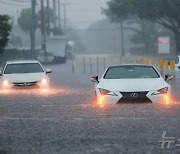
[0,60,180,154]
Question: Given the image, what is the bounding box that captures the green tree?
[37,8,63,35]
[136,0,180,55]
[0,15,12,54]
[105,0,180,55]
[104,0,159,54]
[129,19,159,53]
[38,7,54,30]
[18,8,38,35]
[18,8,63,36]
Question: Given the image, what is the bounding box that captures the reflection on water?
[0,86,85,97]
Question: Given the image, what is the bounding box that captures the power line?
[67,9,102,12]
[68,29,119,32]
[69,21,109,24]
[67,11,103,13]
[65,3,107,6]
[7,0,30,3]
[0,0,30,6]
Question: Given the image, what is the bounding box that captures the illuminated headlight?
[2,80,10,87]
[152,87,168,95]
[40,78,48,85]
[99,88,117,96]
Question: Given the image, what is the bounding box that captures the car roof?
[6,60,40,64]
[108,64,154,68]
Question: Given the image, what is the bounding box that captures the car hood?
[2,73,46,83]
[101,78,168,92]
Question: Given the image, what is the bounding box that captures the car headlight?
[152,87,168,95]
[40,78,48,85]
[2,80,11,88]
[99,88,117,96]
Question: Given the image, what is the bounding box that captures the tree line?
[104,0,180,56]
[0,15,12,55]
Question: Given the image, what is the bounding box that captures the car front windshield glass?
[104,66,160,79]
[4,63,44,74]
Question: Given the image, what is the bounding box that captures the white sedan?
[91,65,173,104]
[0,60,52,89]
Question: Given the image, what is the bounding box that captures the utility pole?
[63,4,66,34]
[120,22,124,56]
[53,0,56,28]
[47,0,50,35]
[17,10,19,24]
[58,0,61,29]
[41,0,48,62]
[31,0,36,59]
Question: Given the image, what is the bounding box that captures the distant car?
[0,60,52,89]
[175,55,180,70]
[91,65,173,104]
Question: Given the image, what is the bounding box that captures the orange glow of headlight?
[40,89,49,94]
[1,89,10,94]
[3,80,9,87]
[164,94,170,105]
[98,96,105,107]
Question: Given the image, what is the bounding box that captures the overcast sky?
[0,0,108,29]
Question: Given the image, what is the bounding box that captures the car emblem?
[131,93,138,98]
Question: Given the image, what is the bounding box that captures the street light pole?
[53,0,56,28]
[31,0,36,59]
[58,0,61,29]
[47,0,50,35]
[41,0,48,62]
[63,4,66,34]
[120,22,124,56]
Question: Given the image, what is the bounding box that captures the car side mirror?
[91,76,99,83]
[46,69,52,74]
[165,75,173,81]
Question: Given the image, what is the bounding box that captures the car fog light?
[164,94,170,104]
[98,96,105,107]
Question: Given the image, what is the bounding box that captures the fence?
[71,56,175,74]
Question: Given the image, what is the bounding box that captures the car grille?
[12,81,38,87]
[118,91,152,103]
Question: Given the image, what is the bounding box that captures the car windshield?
[104,66,160,79]
[4,63,44,74]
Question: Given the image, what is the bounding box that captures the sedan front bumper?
[96,91,171,104]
